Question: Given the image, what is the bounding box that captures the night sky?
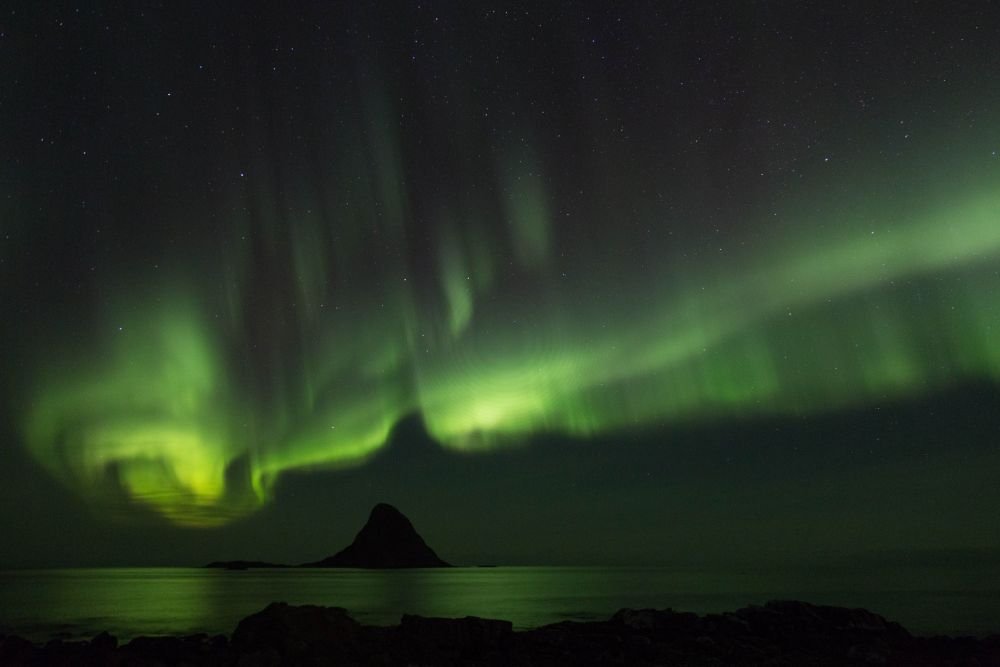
[2,2,1000,571]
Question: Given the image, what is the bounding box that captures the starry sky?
[2,2,1000,569]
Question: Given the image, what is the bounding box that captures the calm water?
[1,567,998,641]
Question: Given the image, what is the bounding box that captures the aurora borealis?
[2,2,1000,567]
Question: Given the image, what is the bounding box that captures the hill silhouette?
[302,503,450,568]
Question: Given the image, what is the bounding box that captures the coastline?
[2,600,998,666]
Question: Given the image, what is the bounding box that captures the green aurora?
[21,156,1000,526]
[8,4,1000,531]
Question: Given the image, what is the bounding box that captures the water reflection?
[0,567,998,641]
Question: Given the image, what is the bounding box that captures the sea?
[0,567,998,641]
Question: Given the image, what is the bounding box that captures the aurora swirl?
[8,3,1000,528]
[21,160,1000,525]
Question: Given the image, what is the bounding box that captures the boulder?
[401,614,512,650]
[231,601,359,659]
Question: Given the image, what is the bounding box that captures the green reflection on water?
[0,567,998,641]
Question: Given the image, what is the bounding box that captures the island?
[204,560,288,570]
[301,503,450,568]
[205,503,450,570]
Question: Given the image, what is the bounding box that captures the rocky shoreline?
[2,599,998,666]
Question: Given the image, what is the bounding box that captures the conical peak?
[303,503,450,568]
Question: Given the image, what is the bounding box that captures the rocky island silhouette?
[206,503,450,569]
[302,502,450,568]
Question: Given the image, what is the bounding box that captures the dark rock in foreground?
[3,600,1000,666]
[231,603,360,662]
[301,502,450,568]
